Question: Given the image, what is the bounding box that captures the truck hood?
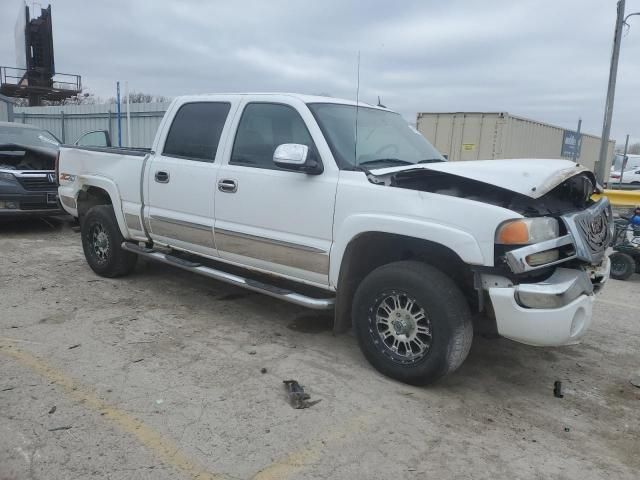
[368,158,594,199]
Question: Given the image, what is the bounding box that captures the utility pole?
[116,81,122,148]
[572,118,582,163]
[618,134,630,186]
[596,0,625,185]
[125,81,131,147]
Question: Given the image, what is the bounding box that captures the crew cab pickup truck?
[57,93,612,385]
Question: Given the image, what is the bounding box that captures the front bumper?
[486,258,610,346]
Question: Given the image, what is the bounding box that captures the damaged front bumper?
[484,198,612,346]
[485,259,610,346]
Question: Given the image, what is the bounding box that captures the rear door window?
[163,102,231,162]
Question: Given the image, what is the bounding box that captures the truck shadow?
[0,215,75,235]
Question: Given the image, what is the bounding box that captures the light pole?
[596,1,640,184]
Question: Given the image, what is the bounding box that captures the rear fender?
[77,175,130,238]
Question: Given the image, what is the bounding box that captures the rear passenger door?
[146,97,239,257]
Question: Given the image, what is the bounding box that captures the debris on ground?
[48,426,72,431]
[248,350,256,355]
[630,376,640,388]
[260,367,267,374]
[564,427,570,432]
[283,379,321,409]
[553,381,564,398]
[132,358,144,363]
[1,386,15,392]
[68,344,81,350]
[48,406,56,414]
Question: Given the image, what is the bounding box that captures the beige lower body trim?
[59,195,77,209]
[215,228,329,275]
[149,215,214,249]
[124,212,142,231]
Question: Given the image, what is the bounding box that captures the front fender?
[329,214,485,286]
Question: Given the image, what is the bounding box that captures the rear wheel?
[81,205,137,277]
[352,261,473,385]
[609,252,635,280]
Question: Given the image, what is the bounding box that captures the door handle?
[218,179,238,193]
[155,171,170,183]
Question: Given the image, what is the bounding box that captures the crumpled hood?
[369,158,594,199]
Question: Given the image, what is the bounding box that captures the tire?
[352,260,473,385]
[609,252,635,280]
[81,205,137,277]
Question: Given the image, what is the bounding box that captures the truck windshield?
[0,125,60,150]
[307,103,444,170]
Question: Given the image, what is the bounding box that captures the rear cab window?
[163,102,231,162]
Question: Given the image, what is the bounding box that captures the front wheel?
[352,261,473,385]
[81,205,137,277]
[609,252,635,280]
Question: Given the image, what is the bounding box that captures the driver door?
[214,97,338,286]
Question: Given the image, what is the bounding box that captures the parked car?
[57,93,612,385]
[609,168,640,185]
[0,121,110,217]
[611,153,640,173]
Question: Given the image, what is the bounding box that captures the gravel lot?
[1,217,639,480]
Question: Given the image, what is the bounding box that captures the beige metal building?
[416,112,615,172]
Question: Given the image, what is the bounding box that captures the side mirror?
[273,143,323,174]
[74,130,112,147]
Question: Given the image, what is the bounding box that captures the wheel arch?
[75,177,129,238]
[333,231,477,334]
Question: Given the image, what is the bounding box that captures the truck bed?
[57,145,151,222]
[61,145,152,156]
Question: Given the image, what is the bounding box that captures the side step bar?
[121,242,335,310]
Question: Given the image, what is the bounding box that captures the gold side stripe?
[214,228,329,275]
[214,228,326,254]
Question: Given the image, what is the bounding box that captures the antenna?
[354,51,361,167]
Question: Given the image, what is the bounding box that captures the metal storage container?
[416,112,615,173]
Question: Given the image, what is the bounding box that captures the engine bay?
[0,145,56,171]
[371,168,596,217]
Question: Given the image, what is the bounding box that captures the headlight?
[496,217,559,245]
[0,172,16,182]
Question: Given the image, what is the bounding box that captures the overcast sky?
[1,0,639,144]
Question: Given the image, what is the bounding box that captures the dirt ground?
[1,216,639,480]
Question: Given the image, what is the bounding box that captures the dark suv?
[0,121,63,217]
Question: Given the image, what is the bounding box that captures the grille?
[17,175,56,191]
[563,199,612,265]
[575,208,611,255]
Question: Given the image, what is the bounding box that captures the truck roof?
[173,92,391,111]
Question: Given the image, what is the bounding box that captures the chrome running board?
[121,242,335,310]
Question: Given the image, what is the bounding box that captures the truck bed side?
[57,145,150,240]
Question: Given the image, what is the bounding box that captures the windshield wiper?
[417,158,445,164]
[358,158,413,167]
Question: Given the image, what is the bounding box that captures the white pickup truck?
[57,93,612,385]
